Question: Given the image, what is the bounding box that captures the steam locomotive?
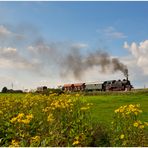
[62,79,133,92]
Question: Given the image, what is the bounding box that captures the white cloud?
[0,57,33,70]
[123,40,148,75]
[121,56,148,88]
[0,47,18,60]
[0,46,42,72]
[0,25,12,36]
[27,41,57,56]
[0,58,13,68]
[71,43,88,49]
[123,41,129,49]
[0,25,24,40]
[1,47,17,53]
[28,45,34,51]
[97,26,127,39]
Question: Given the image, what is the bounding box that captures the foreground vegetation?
[0,91,148,146]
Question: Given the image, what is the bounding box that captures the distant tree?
[1,87,8,93]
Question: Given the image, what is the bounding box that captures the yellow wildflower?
[139,125,144,129]
[72,140,80,145]
[45,107,52,112]
[133,122,139,127]
[47,113,54,122]
[114,109,119,113]
[26,114,33,120]
[17,113,24,119]
[30,136,40,143]
[21,119,30,124]
[17,118,22,123]
[10,117,17,123]
[129,104,134,108]
[120,134,124,139]
[54,101,60,108]
[119,108,124,113]
[9,139,19,147]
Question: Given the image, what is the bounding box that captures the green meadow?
[84,90,148,125]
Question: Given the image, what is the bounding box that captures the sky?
[0,1,148,90]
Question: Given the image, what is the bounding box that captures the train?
[62,79,133,92]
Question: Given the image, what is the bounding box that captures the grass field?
[84,91,148,125]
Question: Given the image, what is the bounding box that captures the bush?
[111,104,148,147]
[1,87,8,93]
[89,123,110,147]
[0,93,93,147]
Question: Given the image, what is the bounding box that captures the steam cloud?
[28,41,128,80]
[60,49,128,80]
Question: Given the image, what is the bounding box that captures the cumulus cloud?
[97,26,127,39]
[0,25,12,36]
[0,46,42,73]
[28,40,58,58]
[123,40,148,75]
[70,43,88,49]
[0,25,24,41]
[1,47,17,53]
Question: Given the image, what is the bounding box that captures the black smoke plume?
[27,39,129,80]
[60,49,128,80]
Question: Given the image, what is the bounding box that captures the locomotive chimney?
[124,68,128,81]
[126,73,128,81]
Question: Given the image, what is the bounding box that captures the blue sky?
[0,1,148,90]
